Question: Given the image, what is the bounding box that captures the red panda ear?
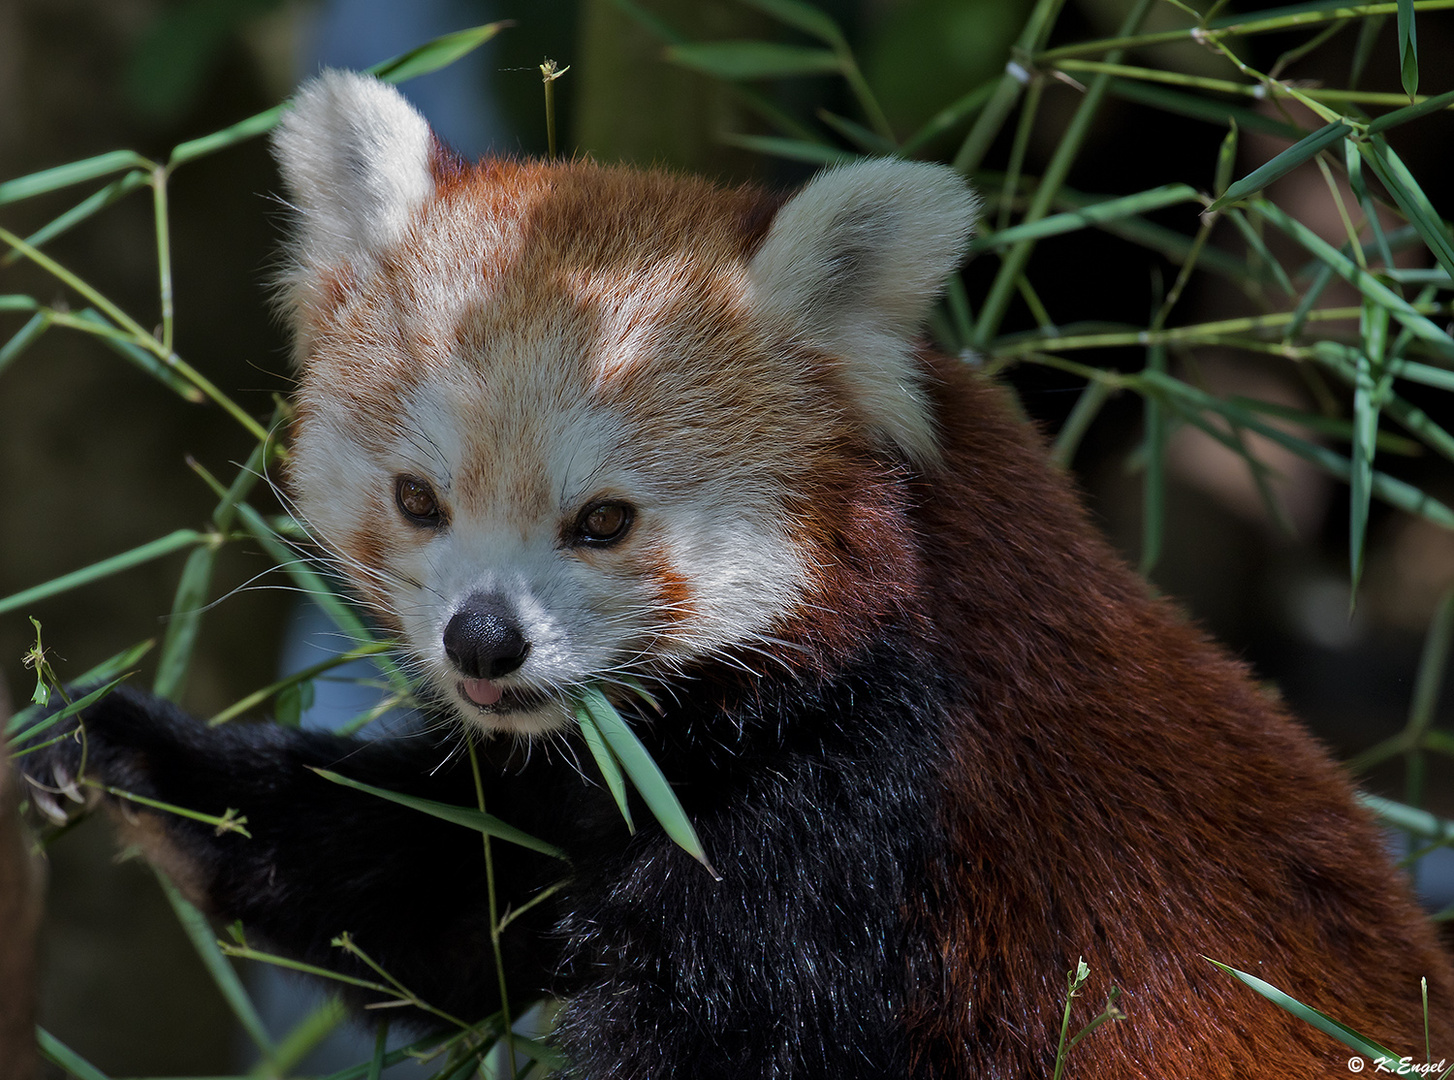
[748,159,979,468]
[271,70,437,343]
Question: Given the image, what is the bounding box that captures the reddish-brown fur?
[894,357,1454,1074]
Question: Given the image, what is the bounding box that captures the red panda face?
[274,73,976,734]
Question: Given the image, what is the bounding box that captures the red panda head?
[273,71,977,734]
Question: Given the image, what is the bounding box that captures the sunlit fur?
[278,71,972,735]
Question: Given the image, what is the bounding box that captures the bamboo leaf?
[167,23,512,167]
[0,528,208,617]
[69,308,204,400]
[1367,86,1454,133]
[0,311,50,374]
[815,108,895,154]
[736,0,845,46]
[577,687,717,876]
[207,641,392,727]
[1143,370,1454,529]
[369,22,514,83]
[1207,121,1350,212]
[718,132,856,164]
[1360,793,1454,843]
[972,185,1203,252]
[4,641,153,739]
[7,677,129,747]
[0,171,149,266]
[575,703,634,832]
[37,1029,112,1080]
[0,150,155,206]
[1206,958,1401,1065]
[665,41,844,80]
[900,80,996,155]
[1228,396,1420,455]
[1223,209,1296,296]
[271,998,350,1076]
[1251,199,1454,357]
[1107,77,1303,139]
[311,769,567,861]
[1050,379,1114,469]
[168,106,284,167]
[1350,11,1386,87]
[1214,119,1239,197]
[1359,137,1454,285]
[154,868,276,1057]
[152,540,221,701]
[1397,0,1418,96]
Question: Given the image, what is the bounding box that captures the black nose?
[443,595,531,679]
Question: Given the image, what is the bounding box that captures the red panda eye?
[576,502,633,546]
[395,475,442,527]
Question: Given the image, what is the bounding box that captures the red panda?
[22,70,1454,1077]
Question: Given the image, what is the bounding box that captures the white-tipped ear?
[272,70,436,271]
[748,158,979,467]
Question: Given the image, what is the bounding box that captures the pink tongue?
[463,678,503,706]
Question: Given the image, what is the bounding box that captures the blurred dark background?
[2,0,1452,1071]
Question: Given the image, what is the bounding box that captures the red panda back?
[904,356,1454,1074]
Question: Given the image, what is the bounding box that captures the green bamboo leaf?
[1107,77,1303,139]
[1397,0,1418,96]
[7,677,129,747]
[233,503,412,697]
[1367,86,1454,134]
[4,640,153,739]
[154,868,276,1057]
[815,108,895,154]
[665,41,844,80]
[1214,119,1239,197]
[737,0,845,45]
[0,172,150,267]
[1050,378,1114,469]
[1251,199,1454,357]
[900,80,996,156]
[1350,307,1387,592]
[63,308,203,400]
[1360,137,1454,285]
[0,311,50,374]
[152,539,221,701]
[168,23,511,167]
[972,185,1203,252]
[576,703,634,832]
[577,687,717,876]
[0,150,155,206]
[1223,209,1296,296]
[1207,120,1350,212]
[514,1035,572,1071]
[718,132,856,164]
[272,998,350,1076]
[1206,958,1401,1064]
[370,21,513,83]
[1360,793,1454,843]
[1350,11,1386,87]
[169,105,285,167]
[1227,397,1421,455]
[37,1029,112,1080]
[0,528,208,617]
[1143,370,1454,530]
[207,641,392,727]
[311,768,567,861]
